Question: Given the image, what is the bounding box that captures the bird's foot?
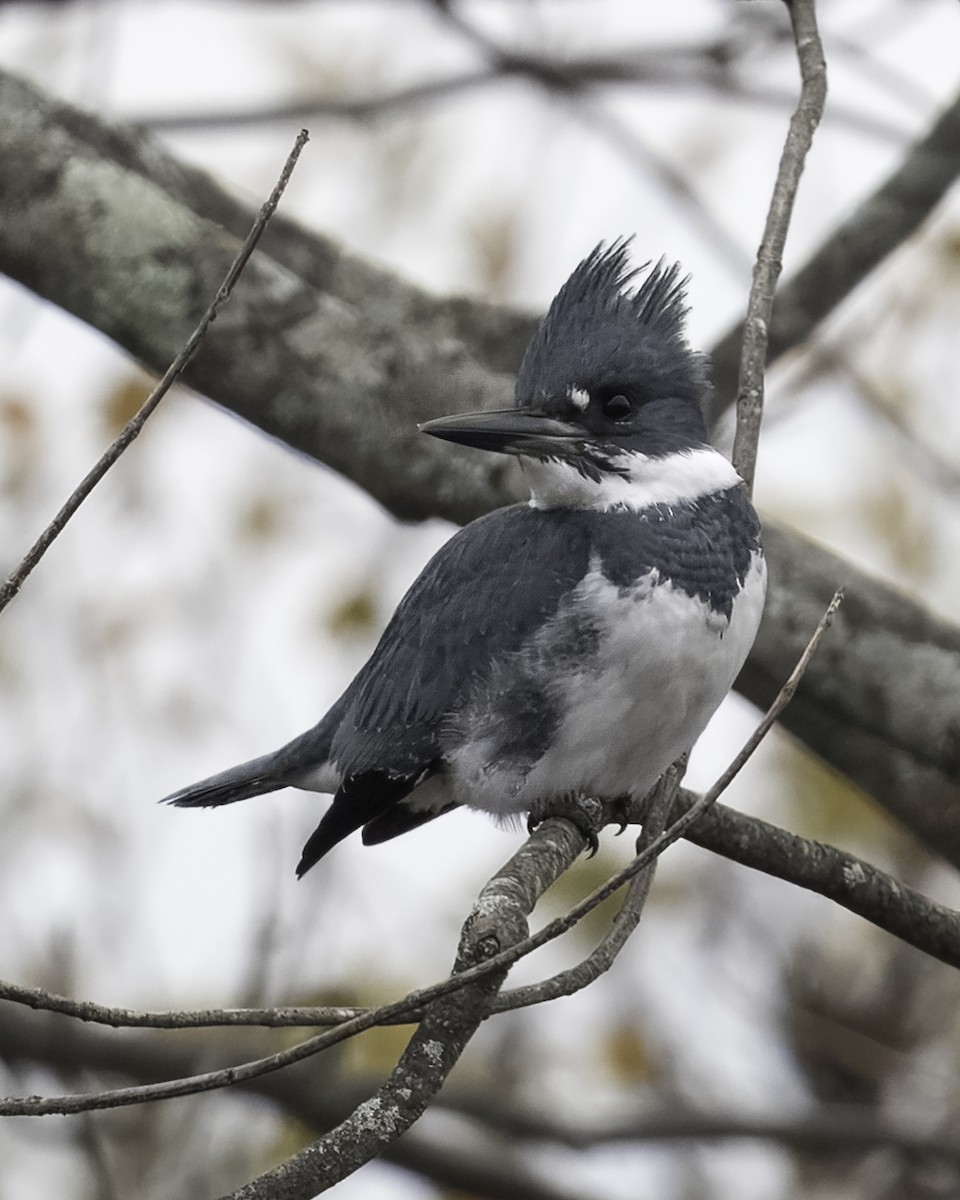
[609,794,634,835]
[526,794,605,857]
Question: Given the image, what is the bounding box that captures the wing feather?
[329,505,592,776]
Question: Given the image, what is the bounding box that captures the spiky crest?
[515,238,702,414]
[544,238,688,341]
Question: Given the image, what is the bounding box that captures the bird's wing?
[293,505,593,874]
[329,504,594,777]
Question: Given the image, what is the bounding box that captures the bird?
[163,239,767,878]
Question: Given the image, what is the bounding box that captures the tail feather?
[161,752,290,809]
[163,710,342,810]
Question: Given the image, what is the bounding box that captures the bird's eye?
[601,394,633,421]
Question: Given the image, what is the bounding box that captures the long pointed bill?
[420,408,585,457]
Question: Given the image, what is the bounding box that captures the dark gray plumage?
[163,240,766,877]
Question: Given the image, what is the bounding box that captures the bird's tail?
[161,752,289,809]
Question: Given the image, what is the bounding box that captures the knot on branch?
[456,906,528,974]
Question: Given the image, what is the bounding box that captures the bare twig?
[0,980,370,1029]
[0,129,310,618]
[5,1000,958,1186]
[0,823,586,1119]
[731,0,826,495]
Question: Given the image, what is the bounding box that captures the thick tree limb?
[2,68,960,858]
[676,793,960,970]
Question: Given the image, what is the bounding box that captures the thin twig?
[0,593,839,1118]
[0,129,310,618]
[731,0,826,495]
[0,981,369,1029]
[444,1096,960,1162]
[499,757,684,1010]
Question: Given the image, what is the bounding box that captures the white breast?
[445,551,766,816]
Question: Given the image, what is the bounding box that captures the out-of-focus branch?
[2,67,960,860]
[135,46,904,143]
[445,1092,960,1163]
[0,69,525,528]
[708,79,960,420]
[732,0,826,494]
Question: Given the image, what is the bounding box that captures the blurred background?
[1,1,960,1197]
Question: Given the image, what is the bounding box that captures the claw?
[611,795,633,836]
[527,795,601,856]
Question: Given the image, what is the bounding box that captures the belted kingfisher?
[164,241,766,877]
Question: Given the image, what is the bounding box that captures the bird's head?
[422,240,731,511]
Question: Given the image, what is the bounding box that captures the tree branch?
[732,0,826,494]
[740,524,960,866]
[679,793,960,969]
[4,1000,957,1191]
[445,1093,960,1163]
[219,804,588,1199]
[496,756,683,1011]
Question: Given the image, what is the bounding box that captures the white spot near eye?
[568,386,590,411]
